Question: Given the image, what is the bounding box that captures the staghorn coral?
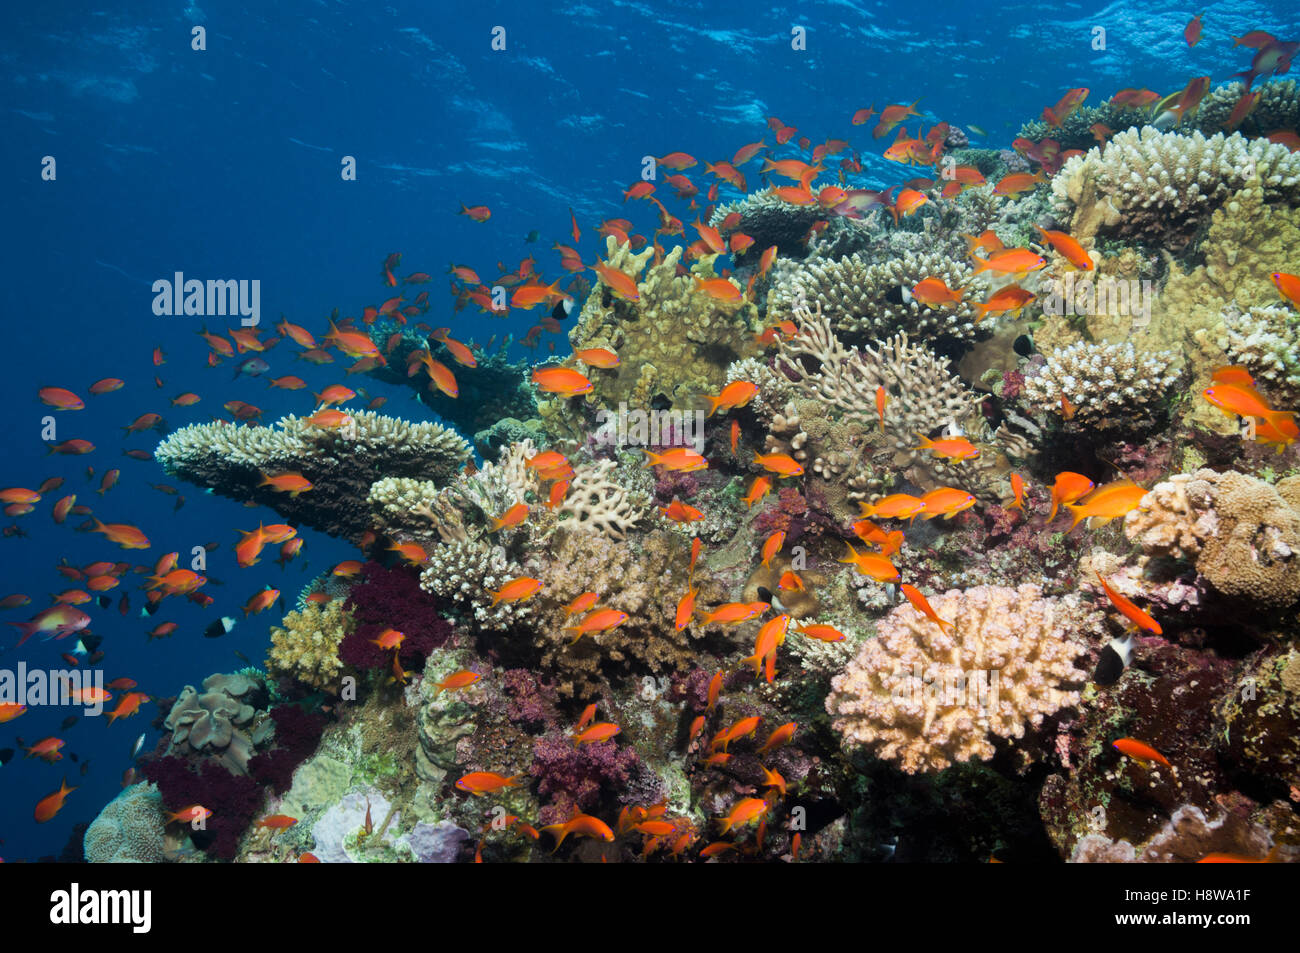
[156,410,470,543]
[164,673,269,775]
[1218,303,1300,406]
[555,458,648,541]
[1051,128,1300,249]
[768,249,981,350]
[266,599,349,692]
[1021,340,1183,433]
[563,235,759,413]
[1124,469,1300,609]
[827,584,1095,773]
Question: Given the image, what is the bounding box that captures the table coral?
[156,410,470,543]
[827,584,1095,773]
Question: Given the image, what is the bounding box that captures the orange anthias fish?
[573,722,621,746]
[1048,471,1095,522]
[753,452,803,477]
[1112,737,1171,768]
[900,584,955,633]
[564,591,600,617]
[34,779,76,823]
[660,500,704,523]
[542,812,615,848]
[911,277,964,306]
[975,284,1036,322]
[918,487,976,520]
[593,260,641,301]
[798,623,846,642]
[717,797,769,834]
[838,542,899,582]
[1064,479,1147,530]
[913,433,979,461]
[675,587,698,630]
[456,772,521,796]
[1096,573,1162,635]
[642,447,708,472]
[743,614,790,675]
[760,531,785,567]
[1034,226,1094,271]
[742,475,772,507]
[89,519,151,550]
[858,493,927,521]
[566,608,629,642]
[489,577,542,606]
[490,502,529,532]
[258,814,298,830]
[531,367,593,397]
[1008,473,1026,512]
[1273,272,1300,308]
[702,381,758,417]
[699,602,768,626]
[433,670,481,696]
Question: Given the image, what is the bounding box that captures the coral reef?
[1124,469,1300,609]
[163,672,269,775]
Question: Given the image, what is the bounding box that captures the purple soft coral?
[340,561,453,671]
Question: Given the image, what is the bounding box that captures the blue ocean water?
[0,0,1293,861]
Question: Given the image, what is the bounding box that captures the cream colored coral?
[1125,469,1300,607]
[827,584,1094,773]
[1053,128,1300,243]
[555,459,647,541]
[1022,341,1183,429]
[267,600,349,691]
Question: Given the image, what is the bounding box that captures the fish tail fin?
[1065,504,1088,531]
[640,448,661,467]
[970,254,991,275]
[703,393,724,417]
[913,432,934,449]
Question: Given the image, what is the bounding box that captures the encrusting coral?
[1124,469,1300,609]
[826,584,1096,773]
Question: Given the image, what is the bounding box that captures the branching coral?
[1021,340,1183,432]
[267,600,349,692]
[768,302,1030,496]
[768,249,981,350]
[555,459,648,541]
[156,410,470,543]
[1218,303,1300,405]
[564,236,759,412]
[827,584,1095,773]
[1051,128,1300,248]
[1124,469,1300,609]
